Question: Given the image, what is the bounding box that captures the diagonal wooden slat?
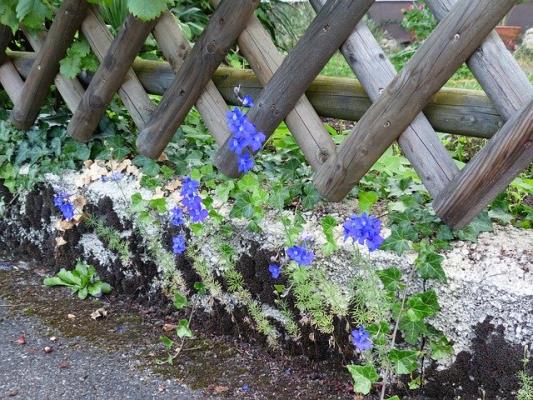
[21,29,84,113]
[152,11,231,146]
[433,98,533,228]
[136,0,260,159]
[210,0,336,172]
[214,0,374,178]
[69,13,158,142]
[0,25,24,103]
[313,0,515,201]
[427,0,533,121]
[311,0,459,198]
[80,6,155,132]
[10,0,88,130]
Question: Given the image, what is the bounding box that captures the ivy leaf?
[271,183,290,210]
[321,215,337,255]
[237,173,259,193]
[127,0,168,21]
[230,192,255,220]
[149,197,167,214]
[431,337,454,360]
[381,228,411,255]
[455,212,493,242]
[173,293,188,310]
[377,267,403,292]
[399,317,427,344]
[406,290,440,321]
[388,349,418,374]
[415,247,446,282]
[358,190,378,213]
[346,364,379,395]
[133,155,160,176]
[301,183,321,210]
[159,335,173,349]
[176,319,193,339]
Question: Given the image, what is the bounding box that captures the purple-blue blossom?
[101,171,123,182]
[53,192,75,221]
[238,152,254,173]
[343,213,384,251]
[351,326,373,351]
[268,264,281,279]
[241,95,254,108]
[170,206,184,226]
[287,245,314,266]
[172,234,186,255]
[180,177,208,223]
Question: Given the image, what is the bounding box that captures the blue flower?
[102,171,123,182]
[180,177,200,199]
[238,152,254,173]
[53,192,75,221]
[170,206,184,226]
[172,235,186,255]
[179,177,208,223]
[188,201,208,222]
[287,245,314,266]
[241,95,254,108]
[350,326,373,351]
[268,264,281,279]
[343,213,384,251]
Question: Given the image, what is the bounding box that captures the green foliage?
[1,0,51,33]
[401,1,436,41]
[86,216,131,265]
[60,38,98,79]
[518,371,533,400]
[346,364,379,395]
[43,261,112,300]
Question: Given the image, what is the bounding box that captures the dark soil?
[1,182,530,399]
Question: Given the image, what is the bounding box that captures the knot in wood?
[317,149,330,164]
[207,42,217,54]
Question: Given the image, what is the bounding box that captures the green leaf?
[43,276,74,287]
[381,229,411,255]
[321,215,337,255]
[160,335,173,349]
[455,212,493,242]
[194,282,207,295]
[270,183,290,210]
[149,197,167,214]
[301,184,321,210]
[176,319,193,339]
[406,290,440,320]
[358,191,378,213]
[346,364,379,395]
[57,269,81,286]
[132,155,160,176]
[237,173,259,193]
[127,0,167,21]
[399,317,427,344]
[173,293,188,310]
[415,247,446,281]
[377,267,403,292]
[78,286,88,300]
[388,349,418,374]
[431,337,453,360]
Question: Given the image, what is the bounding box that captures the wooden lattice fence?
[0,0,532,229]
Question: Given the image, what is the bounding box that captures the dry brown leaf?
[55,237,67,247]
[165,179,182,192]
[90,308,108,320]
[56,219,74,232]
[158,153,169,162]
[72,195,87,209]
[162,323,177,332]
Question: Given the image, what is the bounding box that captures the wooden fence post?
[21,29,84,113]
[81,6,155,131]
[136,0,260,159]
[433,98,533,228]
[214,0,374,178]
[210,0,336,172]
[313,0,515,201]
[310,0,459,198]
[152,11,231,146]
[0,25,23,103]
[8,51,506,140]
[10,0,88,130]
[68,13,158,142]
[426,0,533,120]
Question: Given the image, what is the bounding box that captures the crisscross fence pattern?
[1,0,532,229]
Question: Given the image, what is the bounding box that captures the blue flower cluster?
[287,245,314,266]
[268,263,281,279]
[343,213,384,251]
[53,192,75,221]
[170,177,208,256]
[350,326,373,351]
[226,94,265,173]
[101,171,123,182]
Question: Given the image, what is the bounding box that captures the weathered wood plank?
[69,13,158,142]
[214,0,374,178]
[0,25,11,66]
[311,0,458,198]
[313,0,515,201]
[22,29,84,113]
[8,51,505,139]
[10,0,88,130]
[433,98,533,229]
[152,11,230,146]
[210,0,336,171]
[426,0,533,120]
[81,5,154,131]
[136,0,260,159]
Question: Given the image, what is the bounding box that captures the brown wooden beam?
[136,0,260,159]
[433,98,533,229]
[10,0,88,130]
[213,0,374,178]
[313,0,515,201]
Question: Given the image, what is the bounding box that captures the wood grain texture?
[9,51,505,139]
[69,13,158,142]
[0,25,11,66]
[214,0,374,178]
[22,29,84,113]
[433,98,533,229]
[81,6,154,131]
[152,11,230,146]
[210,0,336,171]
[10,0,88,130]
[137,0,259,159]
[426,0,533,120]
[311,0,458,198]
[313,0,515,201]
